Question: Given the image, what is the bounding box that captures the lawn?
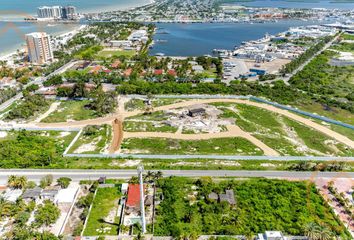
[41,100,96,123]
[68,125,112,154]
[154,177,350,238]
[120,137,263,155]
[124,121,178,133]
[96,49,136,58]
[83,186,121,236]
[212,103,352,156]
[342,33,354,41]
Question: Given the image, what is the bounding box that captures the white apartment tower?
[25,32,54,64]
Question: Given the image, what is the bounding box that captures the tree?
[303,223,322,240]
[0,197,12,217]
[40,175,53,188]
[57,177,72,189]
[34,200,60,227]
[8,175,27,189]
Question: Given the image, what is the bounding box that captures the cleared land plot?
[126,111,169,121]
[296,102,354,126]
[120,137,263,155]
[124,121,178,133]
[124,98,186,112]
[154,177,350,238]
[212,103,353,156]
[83,186,121,236]
[97,49,136,58]
[68,125,112,154]
[41,100,96,123]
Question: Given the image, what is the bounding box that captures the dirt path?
[33,102,61,123]
[34,98,354,149]
[124,125,279,156]
[109,119,123,154]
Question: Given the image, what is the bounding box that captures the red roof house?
[111,60,121,69]
[124,68,132,77]
[126,184,141,208]
[167,69,177,76]
[154,69,164,75]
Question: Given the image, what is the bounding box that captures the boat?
[155,53,165,56]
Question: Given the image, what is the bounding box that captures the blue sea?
[0,0,353,56]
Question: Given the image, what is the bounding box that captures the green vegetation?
[34,200,60,227]
[43,75,63,87]
[84,186,121,236]
[127,111,169,121]
[154,177,349,238]
[42,100,96,123]
[289,50,353,114]
[69,125,112,154]
[97,49,136,58]
[0,130,76,168]
[124,98,185,111]
[280,35,334,74]
[213,103,352,156]
[342,34,354,41]
[124,121,178,133]
[331,42,354,53]
[75,45,104,60]
[5,94,50,120]
[121,137,263,155]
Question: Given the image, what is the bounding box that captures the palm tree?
[304,222,321,240]
[8,175,27,189]
[319,226,334,240]
[0,197,12,217]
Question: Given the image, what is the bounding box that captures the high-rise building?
[37,6,54,19]
[25,32,54,64]
[61,6,77,20]
[37,5,77,20]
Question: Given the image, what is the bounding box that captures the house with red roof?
[124,68,133,77]
[167,69,177,76]
[111,60,121,69]
[126,184,141,214]
[154,69,164,75]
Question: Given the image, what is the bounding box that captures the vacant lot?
[124,121,178,133]
[97,49,136,58]
[154,177,350,238]
[124,98,186,112]
[42,101,96,123]
[84,186,121,236]
[69,125,112,154]
[120,137,263,155]
[212,103,353,156]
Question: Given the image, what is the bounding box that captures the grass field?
[120,137,263,155]
[212,103,353,156]
[124,121,178,133]
[124,98,185,111]
[126,111,169,121]
[83,186,121,236]
[42,101,96,123]
[154,177,350,238]
[68,125,112,154]
[296,102,354,125]
[96,49,136,58]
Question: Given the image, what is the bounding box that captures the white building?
[37,5,77,20]
[26,32,54,64]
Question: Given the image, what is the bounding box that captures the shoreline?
[0,24,86,60]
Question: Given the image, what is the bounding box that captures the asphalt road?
[0,170,353,184]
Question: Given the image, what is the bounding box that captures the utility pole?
[137,165,146,234]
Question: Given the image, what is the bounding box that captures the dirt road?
[109,119,123,154]
[34,98,354,150]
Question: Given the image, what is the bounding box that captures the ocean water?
[235,0,354,10]
[0,0,150,19]
[150,20,323,56]
[0,22,80,56]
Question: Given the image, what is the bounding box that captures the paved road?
[280,34,340,84]
[0,60,76,113]
[0,170,353,184]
